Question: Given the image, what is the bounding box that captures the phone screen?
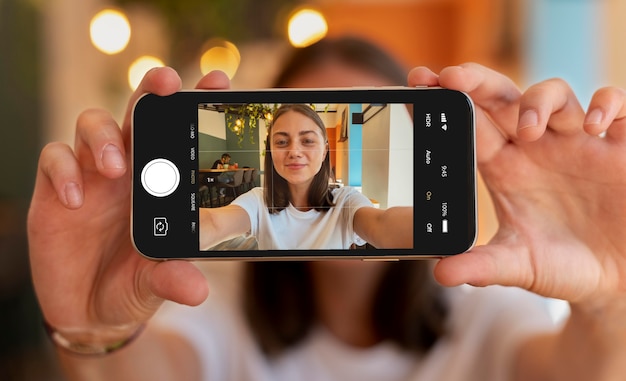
[132,88,476,259]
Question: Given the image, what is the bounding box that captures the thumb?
[147,261,209,307]
[433,243,534,289]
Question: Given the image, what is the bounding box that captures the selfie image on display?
[196,102,414,251]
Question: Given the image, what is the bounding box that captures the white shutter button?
[141,158,180,197]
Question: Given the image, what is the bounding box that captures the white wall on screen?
[198,108,226,139]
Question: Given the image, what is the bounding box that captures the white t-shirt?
[152,264,559,381]
[232,187,372,250]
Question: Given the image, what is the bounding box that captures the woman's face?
[270,110,327,189]
[277,61,396,273]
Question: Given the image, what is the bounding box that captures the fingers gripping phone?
[131,87,476,260]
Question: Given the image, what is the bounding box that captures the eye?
[273,138,288,148]
[302,137,319,146]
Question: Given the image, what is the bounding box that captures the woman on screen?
[199,103,413,250]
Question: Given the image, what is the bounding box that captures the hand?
[27,68,230,333]
[409,63,626,305]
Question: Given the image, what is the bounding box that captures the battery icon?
[442,219,448,233]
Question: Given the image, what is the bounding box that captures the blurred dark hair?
[245,260,448,356]
[244,36,448,357]
[263,104,334,214]
[273,36,408,87]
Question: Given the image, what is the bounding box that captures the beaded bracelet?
[43,320,146,356]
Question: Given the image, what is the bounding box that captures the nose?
[286,143,303,158]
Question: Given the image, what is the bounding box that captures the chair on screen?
[199,173,221,208]
[217,169,245,204]
[242,169,253,193]
[246,168,258,191]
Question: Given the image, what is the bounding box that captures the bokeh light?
[287,9,328,48]
[200,40,241,79]
[128,56,165,90]
[90,9,131,55]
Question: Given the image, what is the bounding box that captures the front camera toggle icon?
[154,217,169,236]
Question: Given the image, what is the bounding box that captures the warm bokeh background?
[2,0,625,379]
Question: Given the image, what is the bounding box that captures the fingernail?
[102,144,125,170]
[64,182,83,208]
[518,110,538,129]
[585,108,603,126]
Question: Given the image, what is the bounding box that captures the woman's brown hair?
[244,36,448,356]
[263,104,334,214]
[244,260,447,356]
[273,35,407,87]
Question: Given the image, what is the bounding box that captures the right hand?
[409,63,626,306]
[27,67,229,334]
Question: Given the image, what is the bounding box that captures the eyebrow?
[272,130,319,137]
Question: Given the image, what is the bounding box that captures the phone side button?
[141,158,181,197]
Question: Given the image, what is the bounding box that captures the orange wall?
[316,0,508,73]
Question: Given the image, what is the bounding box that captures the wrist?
[43,320,146,356]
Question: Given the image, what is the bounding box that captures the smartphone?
[131,87,476,260]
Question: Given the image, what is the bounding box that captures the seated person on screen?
[210,152,233,196]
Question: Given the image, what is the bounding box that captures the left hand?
[409,63,626,305]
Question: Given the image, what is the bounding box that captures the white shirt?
[152,264,559,381]
[232,187,372,249]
